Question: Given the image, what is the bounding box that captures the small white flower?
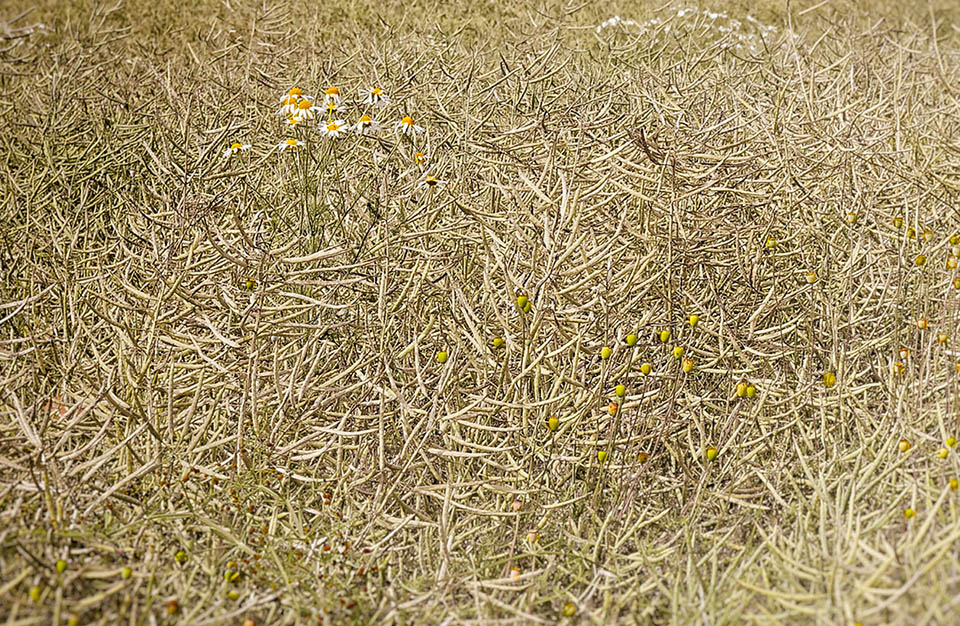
[413,151,429,166]
[222,142,251,158]
[395,115,424,135]
[278,95,300,116]
[277,138,303,152]
[293,98,316,122]
[354,114,381,135]
[323,86,342,108]
[361,86,390,108]
[417,174,446,191]
[319,119,349,139]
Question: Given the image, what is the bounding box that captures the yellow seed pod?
[597,450,608,462]
[681,358,694,373]
[546,416,559,431]
[492,336,505,349]
[227,590,240,600]
[436,351,449,364]
[904,508,915,519]
[746,385,756,398]
[600,346,612,359]
[562,603,577,617]
[899,439,911,452]
[950,479,959,491]
[637,452,649,464]
[688,314,700,327]
[805,272,818,284]
[516,295,528,310]
[939,448,949,459]
[846,212,857,224]
[626,333,638,346]
[915,254,926,267]
[706,446,718,461]
[823,372,836,388]
[917,318,928,330]
[947,437,957,448]
[735,382,748,397]
[659,329,671,343]
[894,217,904,228]
[672,345,684,359]
[640,363,652,376]
[615,384,626,397]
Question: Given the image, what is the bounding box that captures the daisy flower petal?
[361,86,390,108]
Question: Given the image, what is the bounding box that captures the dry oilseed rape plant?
[4,0,960,624]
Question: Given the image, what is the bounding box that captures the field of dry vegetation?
[5,0,960,624]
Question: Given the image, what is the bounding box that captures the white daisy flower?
[319,119,349,139]
[278,95,300,116]
[361,86,390,108]
[323,86,342,108]
[222,142,251,159]
[293,98,316,122]
[417,174,446,191]
[395,115,424,135]
[277,138,303,152]
[413,151,429,166]
[354,114,380,135]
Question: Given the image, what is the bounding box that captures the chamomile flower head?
[221,142,251,159]
[277,138,303,152]
[319,119,349,139]
[278,95,300,116]
[288,87,303,99]
[396,115,425,135]
[417,174,446,191]
[354,114,381,135]
[361,86,390,108]
[292,98,316,121]
[414,151,429,166]
[323,86,342,107]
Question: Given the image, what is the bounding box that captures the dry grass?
[4,1,960,624]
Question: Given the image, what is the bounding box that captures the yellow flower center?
[401,116,414,125]
[230,142,242,150]
[288,87,302,97]
[359,115,372,123]
[425,176,438,186]
[282,95,297,106]
[414,152,426,163]
[372,88,382,95]
[298,99,312,110]
[327,123,340,132]
[285,138,298,146]
[326,86,340,95]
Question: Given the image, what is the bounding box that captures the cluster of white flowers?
[596,7,790,55]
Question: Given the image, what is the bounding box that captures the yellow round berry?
[706,446,718,461]
[600,346,612,359]
[894,217,904,228]
[950,479,959,491]
[681,357,694,373]
[899,439,911,452]
[637,452,649,464]
[562,602,577,617]
[597,450,608,462]
[846,212,857,224]
[436,351,449,364]
[688,314,700,327]
[56,559,67,574]
[659,329,671,343]
[640,363,652,376]
[805,271,818,284]
[947,437,957,448]
[615,384,626,397]
[175,550,187,564]
[823,372,836,388]
[915,254,926,267]
[672,345,684,359]
[746,385,756,398]
[516,295,528,310]
[227,590,240,600]
[492,336,505,349]
[735,382,748,397]
[904,508,915,519]
[546,416,559,431]
[121,567,133,579]
[939,448,949,459]
[626,333,638,346]
[29,585,41,603]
